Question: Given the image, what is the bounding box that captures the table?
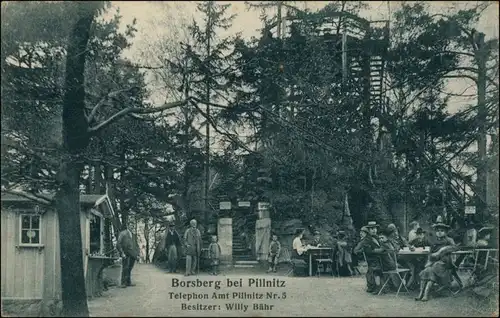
[306,247,334,276]
[397,249,430,289]
[86,256,118,298]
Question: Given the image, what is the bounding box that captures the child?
[208,235,222,275]
[267,234,281,273]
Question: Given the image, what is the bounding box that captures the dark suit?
[354,235,382,291]
[165,229,181,272]
[117,229,140,286]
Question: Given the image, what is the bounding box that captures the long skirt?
[419,260,452,287]
[167,245,178,271]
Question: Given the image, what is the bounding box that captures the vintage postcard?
[1,1,498,317]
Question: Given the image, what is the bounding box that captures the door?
[255,218,271,261]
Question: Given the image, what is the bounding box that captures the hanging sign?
[238,201,251,208]
[465,206,476,215]
[257,202,269,211]
[219,201,231,210]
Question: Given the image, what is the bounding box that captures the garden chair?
[316,248,334,277]
[378,251,411,297]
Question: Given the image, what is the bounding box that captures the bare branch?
[88,99,188,134]
[442,74,478,83]
[87,87,141,123]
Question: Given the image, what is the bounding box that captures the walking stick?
[197,249,200,275]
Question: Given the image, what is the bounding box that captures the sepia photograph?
[1,1,499,317]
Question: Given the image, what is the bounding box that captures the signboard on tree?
[465,206,476,215]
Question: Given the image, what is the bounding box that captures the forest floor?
[88,264,498,317]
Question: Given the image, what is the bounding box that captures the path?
[88,264,497,317]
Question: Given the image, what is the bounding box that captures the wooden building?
[1,192,116,316]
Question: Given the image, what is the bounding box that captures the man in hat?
[476,227,493,248]
[409,228,431,248]
[117,223,140,288]
[354,222,384,293]
[387,223,412,251]
[416,222,458,302]
[183,219,202,276]
[164,222,181,273]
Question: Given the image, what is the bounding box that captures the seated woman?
[416,222,458,302]
[291,229,310,276]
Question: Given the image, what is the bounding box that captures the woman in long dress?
[416,222,458,302]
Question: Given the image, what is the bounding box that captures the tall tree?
[1,2,194,315]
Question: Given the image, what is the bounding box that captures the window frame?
[19,213,43,247]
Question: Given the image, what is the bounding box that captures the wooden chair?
[378,251,411,297]
[316,248,334,277]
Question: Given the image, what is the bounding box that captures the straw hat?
[432,223,450,230]
[365,221,380,228]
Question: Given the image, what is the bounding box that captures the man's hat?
[478,227,493,236]
[338,230,346,237]
[365,221,380,228]
[432,223,450,230]
[360,226,370,234]
[416,228,426,235]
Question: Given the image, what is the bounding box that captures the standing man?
[354,221,383,293]
[165,222,182,273]
[184,219,202,276]
[117,223,140,288]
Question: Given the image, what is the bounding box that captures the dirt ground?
[88,264,498,317]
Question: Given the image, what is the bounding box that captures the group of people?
[288,228,355,276]
[161,219,222,276]
[353,217,495,302]
[117,218,223,288]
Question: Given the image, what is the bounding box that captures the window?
[89,212,102,254]
[20,214,41,245]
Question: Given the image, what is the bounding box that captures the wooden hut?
[1,192,117,316]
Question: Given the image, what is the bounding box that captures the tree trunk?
[144,218,150,263]
[56,4,97,316]
[476,33,488,222]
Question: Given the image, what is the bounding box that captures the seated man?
[377,230,403,291]
[475,227,495,277]
[409,228,431,248]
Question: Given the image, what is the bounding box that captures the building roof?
[1,192,111,208]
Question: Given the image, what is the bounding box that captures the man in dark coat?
[354,221,383,293]
[117,224,140,288]
[164,222,181,273]
[183,219,202,276]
